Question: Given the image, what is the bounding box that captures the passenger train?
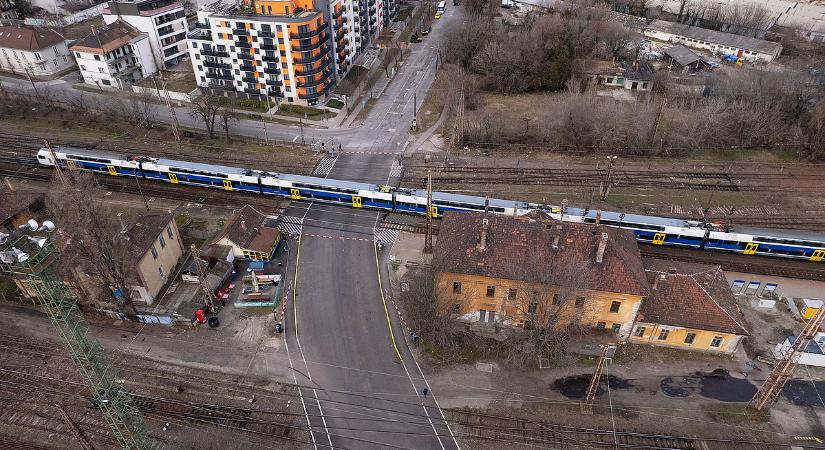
[35,146,825,262]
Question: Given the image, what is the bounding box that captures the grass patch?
[276,104,329,121]
[174,214,190,227]
[415,68,448,133]
[703,404,770,424]
[135,68,197,93]
[326,98,344,109]
[234,98,270,111]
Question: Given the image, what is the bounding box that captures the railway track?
[444,409,800,450]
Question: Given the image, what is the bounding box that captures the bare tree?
[190,93,223,139]
[46,172,139,318]
[218,98,239,142]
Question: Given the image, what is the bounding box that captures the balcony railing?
[298,85,331,100]
[267,89,284,97]
[294,62,329,77]
[289,25,327,39]
[236,41,253,48]
[239,64,255,72]
[262,55,279,62]
[260,44,277,51]
[265,79,282,86]
[244,87,262,94]
[333,8,344,18]
[241,76,259,83]
[163,46,183,57]
[264,67,280,74]
[234,28,250,36]
[206,71,233,80]
[297,72,331,88]
[203,60,231,69]
[292,47,331,64]
[202,49,229,57]
[259,31,276,38]
[238,53,255,61]
[292,38,329,52]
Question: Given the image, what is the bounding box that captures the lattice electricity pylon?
[0,236,154,449]
[750,307,825,412]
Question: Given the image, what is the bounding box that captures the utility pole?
[413,91,417,119]
[0,226,153,449]
[582,345,611,414]
[43,139,66,185]
[24,67,39,97]
[190,244,216,312]
[299,116,305,145]
[153,75,181,143]
[601,155,617,201]
[750,308,825,412]
[424,170,433,253]
[263,95,271,146]
[649,95,666,147]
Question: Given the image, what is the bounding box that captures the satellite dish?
[38,220,55,232]
[27,236,47,248]
[19,219,38,231]
[0,232,8,245]
[11,247,29,263]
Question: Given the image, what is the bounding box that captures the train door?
[352,196,362,208]
[168,173,178,184]
[428,205,438,218]
[811,249,825,262]
[290,188,301,200]
[106,165,117,176]
[652,233,666,245]
[66,160,77,170]
[223,180,233,191]
[743,243,758,255]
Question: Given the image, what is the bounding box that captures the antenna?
[39,220,55,232]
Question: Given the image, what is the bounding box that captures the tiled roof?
[247,227,279,253]
[433,212,649,297]
[0,26,64,52]
[125,213,173,262]
[639,258,749,336]
[70,19,144,54]
[213,205,279,251]
[647,20,782,56]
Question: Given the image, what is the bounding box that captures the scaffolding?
[0,235,154,449]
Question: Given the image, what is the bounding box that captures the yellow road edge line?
[374,241,403,361]
[293,232,302,337]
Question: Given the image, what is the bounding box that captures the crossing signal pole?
[750,308,825,411]
[424,170,433,253]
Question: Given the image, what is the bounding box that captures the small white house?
[103,0,189,69]
[774,332,825,368]
[0,25,74,77]
[644,20,782,63]
[70,19,157,89]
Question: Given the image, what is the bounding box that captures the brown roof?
[0,192,44,224]
[213,205,280,251]
[70,19,144,54]
[247,227,279,253]
[639,258,749,336]
[433,212,649,297]
[125,213,174,261]
[0,26,64,51]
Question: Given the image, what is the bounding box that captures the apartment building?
[0,0,18,20]
[0,25,74,77]
[187,0,338,106]
[103,0,189,68]
[70,19,157,89]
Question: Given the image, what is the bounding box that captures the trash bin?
[208,317,220,328]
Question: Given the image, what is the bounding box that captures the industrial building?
[644,19,782,63]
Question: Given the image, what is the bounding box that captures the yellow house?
[630,259,749,354]
[433,212,649,340]
[126,213,184,305]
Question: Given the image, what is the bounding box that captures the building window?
[75,51,80,57]
[80,65,85,70]
[486,286,495,297]
[552,294,561,305]
[150,245,158,259]
[528,302,538,314]
[508,288,517,301]
[94,54,100,61]
[657,329,669,341]
[158,267,165,278]
[34,52,41,60]
[634,326,645,337]
[450,303,460,314]
[610,301,621,313]
[167,225,174,239]
[596,321,606,330]
[641,82,648,89]
[684,333,697,344]
[479,310,495,323]
[710,336,723,347]
[452,281,461,294]
[611,323,621,334]
[575,296,585,307]
[159,235,166,249]
[98,67,104,73]
[102,79,111,85]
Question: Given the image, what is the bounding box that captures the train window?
[37,154,47,159]
[755,236,825,248]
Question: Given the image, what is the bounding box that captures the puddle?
[553,374,632,399]
[697,369,757,402]
[783,380,825,407]
[660,376,697,398]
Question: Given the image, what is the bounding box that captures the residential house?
[433,212,649,339]
[586,60,654,92]
[103,0,189,68]
[125,212,184,305]
[0,25,74,77]
[644,19,782,63]
[212,205,280,261]
[630,259,749,354]
[663,45,708,73]
[70,19,158,89]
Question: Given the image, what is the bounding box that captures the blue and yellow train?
[36,146,825,262]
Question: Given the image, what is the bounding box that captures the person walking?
[422,388,428,397]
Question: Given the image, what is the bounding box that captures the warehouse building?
[644,19,782,63]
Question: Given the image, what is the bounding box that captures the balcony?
[265,79,282,86]
[202,49,229,57]
[292,38,329,52]
[161,32,186,48]
[259,31,275,38]
[164,46,183,57]
[297,72,331,88]
[294,62,329,77]
[336,29,345,40]
[238,53,255,61]
[239,64,255,72]
[267,89,284,98]
[264,66,280,74]
[234,28,250,36]
[188,28,212,41]
[206,71,233,80]
[289,25,327,39]
[333,8,344,19]
[241,76,259,83]
[262,54,279,62]
[244,87,262,94]
[236,40,253,48]
[292,48,331,64]
[260,43,277,51]
[203,60,231,69]
[298,85,331,100]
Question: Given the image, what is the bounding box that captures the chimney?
[653,273,665,290]
[596,232,608,264]
[117,212,127,233]
[594,211,602,227]
[552,235,560,249]
[240,219,246,231]
[478,218,489,252]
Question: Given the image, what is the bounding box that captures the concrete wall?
[436,271,643,339]
[0,41,74,77]
[630,321,743,354]
[131,217,184,305]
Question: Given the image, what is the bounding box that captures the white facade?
[773,333,825,368]
[73,35,156,89]
[644,20,782,63]
[104,0,189,68]
[0,40,73,77]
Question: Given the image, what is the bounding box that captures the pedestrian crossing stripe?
[312,157,337,176]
